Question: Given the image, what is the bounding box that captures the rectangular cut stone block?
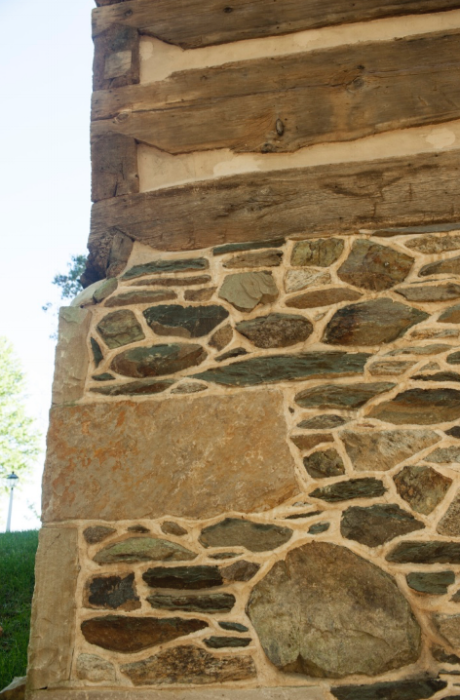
[42,391,299,521]
[28,689,328,700]
[27,526,79,691]
[52,307,91,406]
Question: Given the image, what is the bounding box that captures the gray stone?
[310,478,386,502]
[147,593,235,613]
[221,561,260,582]
[247,542,421,678]
[291,238,344,267]
[290,433,334,451]
[219,271,278,311]
[331,678,446,700]
[337,240,413,290]
[105,290,177,307]
[396,284,460,302]
[143,566,222,590]
[110,343,207,377]
[439,304,460,323]
[216,348,248,362]
[405,233,460,254]
[91,373,115,381]
[76,654,116,683]
[199,518,292,552]
[341,429,441,472]
[213,238,285,256]
[387,541,460,564]
[297,415,347,429]
[286,287,362,309]
[285,268,331,293]
[323,298,428,346]
[71,279,106,308]
[446,426,460,439]
[437,491,460,536]
[96,310,144,349]
[448,351,460,364]
[90,379,174,396]
[406,571,454,594]
[184,287,217,301]
[204,637,251,648]
[85,573,140,611]
[341,504,424,547]
[295,382,395,409]
[236,313,312,348]
[303,449,345,478]
[83,526,116,545]
[161,521,187,537]
[370,388,460,424]
[394,466,452,514]
[434,614,460,651]
[420,254,460,277]
[412,371,460,382]
[219,622,249,633]
[223,250,283,268]
[170,382,207,394]
[426,446,460,463]
[143,305,229,338]
[308,522,330,534]
[52,307,91,406]
[93,537,197,564]
[93,278,118,304]
[386,343,451,356]
[368,360,416,376]
[122,258,209,280]
[129,275,212,287]
[209,323,233,350]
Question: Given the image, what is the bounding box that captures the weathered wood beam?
[86,150,460,280]
[92,31,460,155]
[91,129,139,202]
[93,22,139,91]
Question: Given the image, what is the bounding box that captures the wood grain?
[86,150,460,280]
[93,23,139,91]
[92,0,460,48]
[91,129,139,202]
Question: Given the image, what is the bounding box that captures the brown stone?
[405,233,460,254]
[433,615,460,651]
[184,287,217,301]
[110,343,207,377]
[121,645,256,685]
[310,478,386,502]
[143,565,223,590]
[42,391,299,521]
[83,526,116,545]
[76,655,116,683]
[85,573,140,611]
[385,343,451,356]
[341,429,441,472]
[291,238,344,267]
[161,521,187,537]
[0,678,26,700]
[420,255,460,277]
[96,310,145,349]
[290,434,334,451]
[297,415,347,430]
[370,388,460,424]
[219,271,278,311]
[337,240,413,290]
[396,284,460,302]
[285,287,362,309]
[303,449,345,478]
[368,360,416,376]
[93,537,196,564]
[439,303,460,323]
[284,269,331,293]
[105,290,177,307]
[223,250,283,268]
[426,446,460,463]
[143,305,229,338]
[437,491,460,536]
[209,323,233,350]
[295,382,395,409]
[199,518,292,552]
[129,275,212,287]
[52,308,91,406]
[90,379,174,396]
[394,466,452,515]
[341,504,424,547]
[81,616,208,653]
[236,313,312,348]
[147,593,236,614]
[170,382,207,394]
[221,561,260,582]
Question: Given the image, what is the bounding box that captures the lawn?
[0,530,39,691]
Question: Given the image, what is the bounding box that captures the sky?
[0,0,95,529]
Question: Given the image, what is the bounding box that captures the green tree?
[51,254,86,300]
[0,338,41,492]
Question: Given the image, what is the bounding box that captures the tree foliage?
[52,254,86,300]
[0,338,41,491]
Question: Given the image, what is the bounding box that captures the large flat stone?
[110,343,207,377]
[396,284,460,302]
[369,388,460,424]
[337,240,413,290]
[437,490,460,536]
[236,314,312,348]
[405,233,460,254]
[420,254,460,277]
[93,537,196,564]
[143,305,229,338]
[27,689,328,700]
[394,466,452,515]
[147,593,236,613]
[295,382,394,409]
[96,310,145,348]
[387,541,460,564]
[331,679,446,700]
[285,287,362,309]
[218,271,278,311]
[52,307,91,405]
[42,391,299,521]
[122,258,209,280]
[341,505,424,547]
[341,429,441,471]
[199,519,292,552]
[291,238,344,267]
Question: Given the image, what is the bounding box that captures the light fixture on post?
[5,472,19,532]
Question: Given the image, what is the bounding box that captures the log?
[86,150,460,279]
[91,129,139,201]
[92,31,460,155]
[92,0,460,48]
[93,22,139,91]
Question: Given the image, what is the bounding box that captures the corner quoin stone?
[52,307,91,405]
[42,390,300,521]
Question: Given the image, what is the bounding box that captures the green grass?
[0,530,39,691]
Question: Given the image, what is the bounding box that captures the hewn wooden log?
[91,129,139,201]
[92,0,460,48]
[86,150,460,280]
[92,31,460,155]
[93,22,139,91]
[96,1,129,5]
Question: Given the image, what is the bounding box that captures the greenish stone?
[215,348,248,362]
[337,240,413,291]
[420,254,460,277]
[331,679,446,700]
[143,565,223,589]
[86,573,140,610]
[386,344,451,356]
[341,504,424,547]
[143,305,229,338]
[83,526,116,545]
[93,278,118,304]
[291,238,344,267]
[93,537,197,565]
[147,593,235,613]
[122,258,209,280]
[199,518,292,552]
[90,337,103,367]
[310,478,386,503]
[194,351,370,386]
[223,250,283,268]
[448,351,460,364]
[90,379,174,396]
[405,233,460,254]
[218,621,249,633]
[96,310,145,349]
[218,271,278,311]
[295,382,395,409]
[91,373,115,381]
[297,415,347,429]
[369,388,460,424]
[406,571,455,594]
[213,238,285,255]
[387,541,460,564]
[396,284,460,302]
[394,466,452,515]
[303,449,345,478]
[110,343,207,377]
[236,313,313,348]
[204,637,251,649]
[439,303,460,323]
[412,371,460,382]
[426,446,460,463]
[105,290,177,307]
[308,522,330,534]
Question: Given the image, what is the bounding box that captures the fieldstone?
[223,250,283,268]
[143,305,229,338]
[449,352,460,367]
[451,589,460,602]
[432,645,460,664]
[434,615,460,650]
[387,541,460,564]
[439,304,460,323]
[216,348,248,361]
[161,521,187,537]
[204,637,251,648]
[410,327,460,340]
[122,258,209,280]
[209,323,233,350]
[219,272,278,311]
[121,645,256,685]
[199,519,292,553]
[295,382,395,410]
[396,284,460,302]
[247,542,421,678]
[406,571,454,594]
[297,415,347,429]
[308,522,330,534]
[341,429,441,472]
[83,526,116,545]
[426,446,460,463]
[127,525,150,533]
[184,287,217,301]
[331,678,446,700]
[221,561,260,582]
[147,593,235,613]
[370,388,460,424]
[42,391,299,521]
[437,491,460,536]
[338,240,413,290]
[93,537,197,564]
[291,238,344,267]
[90,379,174,396]
[290,433,334,451]
[129,275,212,287]
[386,344,451,356]
[105,290,177,307]
[341,504,424,547]
[52,308,92,405]
[143,566,222,590]
[405,233,460,254]
[219,622,249,633]
[213,238,285,256]
[194,351,369,386]
[170,382,207,394]
[285,269,331,293]
[236,313,312,348]
[310,478,386,502]
[209,552,240,559]
[303,449,345,478]
[368,360,416,376]
[413,371,460,382]
[71,279,109,308]
[91,372,115,381]
[286,511,322,520]
[420,255,460,277]
[85,573,140,611]
[394,466,452,515]
[446,426,460,439]
[76,654,116,683]
[90,337,103,368]
[81,616,208,653]
[286,287,362,309]
[323,299,428,346]
[92,278,118,304]
[96,310,144,349]
[110,343,207,377]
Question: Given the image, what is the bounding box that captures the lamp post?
[5,472,19,532]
